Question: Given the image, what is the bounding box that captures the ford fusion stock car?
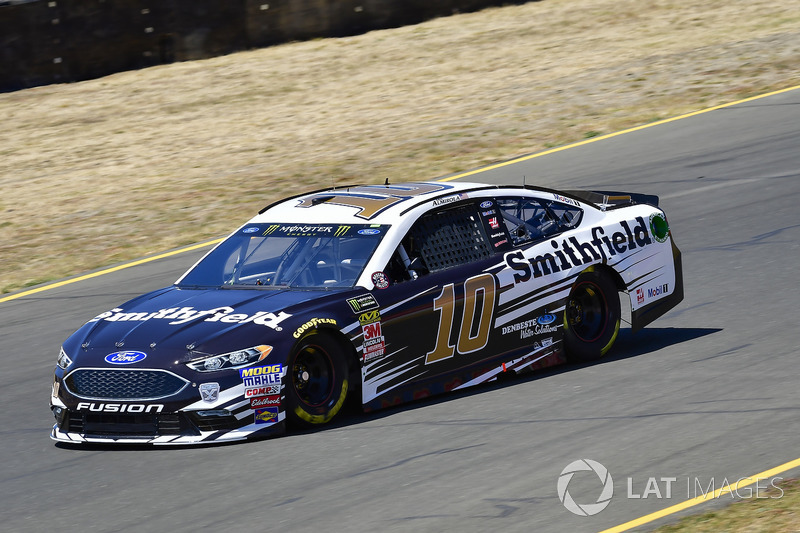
[51,181,683,445]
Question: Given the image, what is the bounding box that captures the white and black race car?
[51,181,683,445]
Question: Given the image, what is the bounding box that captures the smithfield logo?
[104,351,147,365]
[557,459,614,516]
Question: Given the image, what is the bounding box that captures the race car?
[50,181,683,445]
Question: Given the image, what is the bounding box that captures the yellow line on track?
[599,456,800,533]
[439,84,800,182]
[0,239,223,304]
[1,83,798,304]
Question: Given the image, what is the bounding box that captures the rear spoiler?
[563,190,659,211]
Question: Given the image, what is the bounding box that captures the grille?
[64,369,189,400]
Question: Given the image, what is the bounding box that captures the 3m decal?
[504,217,652,282]
[426,273,496,364]
[254,407,279,424]
[347,294,379,313]
[292,317,337,338]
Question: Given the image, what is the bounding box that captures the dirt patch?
[1,0,799,293]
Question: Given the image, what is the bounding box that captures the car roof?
[250,181,574,225]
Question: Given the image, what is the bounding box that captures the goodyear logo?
[358,310,380,325]
[240,364,282,378]
[292,317,337,339]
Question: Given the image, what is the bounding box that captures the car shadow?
[56,326,721,450]
[295,326,723,433]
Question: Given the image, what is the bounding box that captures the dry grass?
[1,0,799,293]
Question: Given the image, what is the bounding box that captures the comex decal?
[504,217,652,283]
[88,306,291,331]
[293,317,337,339]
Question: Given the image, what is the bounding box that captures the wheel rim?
[566,281,609,342]
[292,344,335,408]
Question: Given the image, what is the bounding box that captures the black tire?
[285,333,349,427]
[563,270,621,362]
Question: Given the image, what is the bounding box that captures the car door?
[360,199,511,408]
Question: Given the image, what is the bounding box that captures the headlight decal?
[187,345,272,372]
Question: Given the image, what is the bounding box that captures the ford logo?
[537,314,557,325]
[480,201,493,209]
[105,351,147,365]
[242,227,260,234]
[358,229,380,235]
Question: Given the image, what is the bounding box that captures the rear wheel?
[285,334,349,427]
[563,270,620,362]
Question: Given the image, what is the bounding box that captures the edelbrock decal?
[89,306,291,331]
[104,351,147,365]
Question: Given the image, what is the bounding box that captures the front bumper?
[50,368,287,445]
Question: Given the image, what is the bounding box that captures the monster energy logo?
[262,224,280,235]
[334,225,351,237]
[347,294,379,313]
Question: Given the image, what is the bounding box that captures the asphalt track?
[1,87,799,533]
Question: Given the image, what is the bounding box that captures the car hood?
[66,286,350,365]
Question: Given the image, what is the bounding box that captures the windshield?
[177,223,389,289]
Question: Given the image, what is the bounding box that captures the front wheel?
[285,334,349,427]
[563,270,620,362]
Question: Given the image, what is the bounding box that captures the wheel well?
[584,263,626,292]
[294,327,361,392]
